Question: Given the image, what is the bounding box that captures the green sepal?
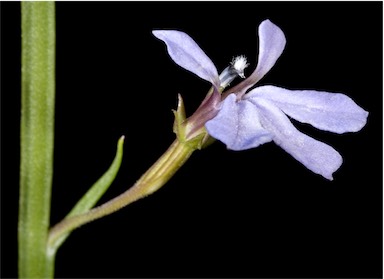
[172,94,214,150]
[185,132,206,150]
[173,93,186,140]
[200,133,216,149]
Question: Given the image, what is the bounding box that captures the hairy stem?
[18,2,55,278]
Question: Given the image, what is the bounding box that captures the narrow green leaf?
[48,136,125,252]
[68,136,125,217]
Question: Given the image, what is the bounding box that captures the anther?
[219,55,249,89]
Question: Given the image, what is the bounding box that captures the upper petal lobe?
[225,20,286,96]
[153,30,220,87]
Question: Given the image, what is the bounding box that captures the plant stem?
[19,2,55,278]
[48,139,195,249]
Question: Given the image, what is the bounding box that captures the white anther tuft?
[231,55,249,78]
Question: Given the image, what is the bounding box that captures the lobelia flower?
[153,20,368,180]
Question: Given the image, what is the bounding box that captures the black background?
[1,1,382,278]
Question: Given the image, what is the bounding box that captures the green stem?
[19,2,55,278]
[48,139,195,249]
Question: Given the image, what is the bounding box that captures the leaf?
[48,136,125,252]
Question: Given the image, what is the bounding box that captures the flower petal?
[153,30,220,87]
[247,85,369,134]
[225,20,286,96]
[205,94,273,151]
[251,98,343,180]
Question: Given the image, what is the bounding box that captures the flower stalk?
[48,138,196,250]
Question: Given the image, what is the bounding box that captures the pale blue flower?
[153,20,368,180]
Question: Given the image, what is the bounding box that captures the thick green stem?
[48,139,195,249]
[19,2,55,278]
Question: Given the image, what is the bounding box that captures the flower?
[153,20,368,180]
